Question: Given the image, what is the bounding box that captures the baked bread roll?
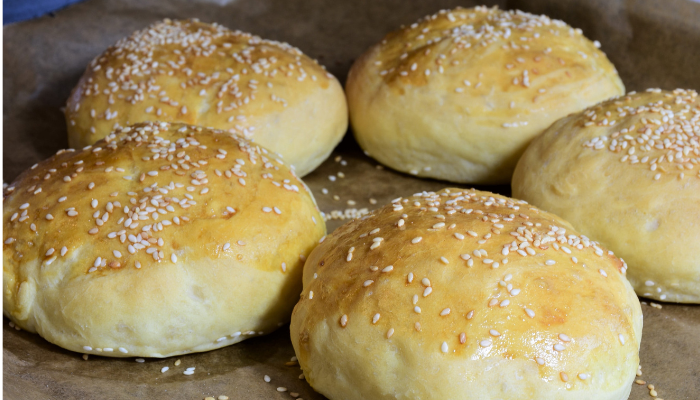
[65,19,348,177]
[291,188,642,400]
[3,121,325,357]
[346,6,624,184]
[513,88,700,303]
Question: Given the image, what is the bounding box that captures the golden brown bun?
[346,6,624,184]
[65,19,348,177]
[290,188,642,400]
[513,88,700,303]
[3,122,325,357]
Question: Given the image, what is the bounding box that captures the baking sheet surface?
[3,0,700,398]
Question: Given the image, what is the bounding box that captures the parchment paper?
[3,0,700,399]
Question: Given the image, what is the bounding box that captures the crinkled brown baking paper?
[3,0,700,398]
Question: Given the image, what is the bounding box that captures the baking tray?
[3,0,700,398]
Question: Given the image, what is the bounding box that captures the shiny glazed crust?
[3,121,325,357]
[513,89,700,303]
[291,188,642,400]
[65,19,348,176]
[346,6,624,184]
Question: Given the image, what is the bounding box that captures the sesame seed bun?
[513,88,700,303]
[290,188,642,400]
[346,6,624,184]
[65,19,348,177]
[3,121,325,358]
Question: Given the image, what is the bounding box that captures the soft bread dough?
[513,89,700,303]
[3,121,325,357]
[346,6,624,184]
[291,188,642,400]
[65,19,348,176]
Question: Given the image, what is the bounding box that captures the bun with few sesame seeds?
[65,18,348,177]
[513,88,700,303]
[290,188,642,400]
[346,6,624,184]
[3,121,325,358]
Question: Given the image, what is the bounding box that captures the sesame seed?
[423,287,432,297]
[489,329,500,337]
[372,313,380,324]
[554,344,566,351]
[363,280,374,287]
[421,278,431,287]
[619,334,626,345]
[578,373,589,380]
[559,333,571,342]
[340,314,348,327]
[386,328,395,338]
[382,265,393,273]
[440,308,451,316]
[412,236,422,244]
[440,256,449,264]
[264,375,271,382]
[545,259,556,265]
[480,340,492,347]
[161,367,169,373]
[441,342,448,353]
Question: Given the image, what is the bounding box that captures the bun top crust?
[512,88,700,302]
[4,122,324,336]
[65,19,348,176]
[291,189,642,398]
[354,6,622,121]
